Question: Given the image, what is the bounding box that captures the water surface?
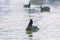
[0,0,60,40]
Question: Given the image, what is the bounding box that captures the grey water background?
[0,0,60,40]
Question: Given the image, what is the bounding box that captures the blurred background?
[0,0,60,40]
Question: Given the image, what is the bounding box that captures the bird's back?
[32,25,39,32]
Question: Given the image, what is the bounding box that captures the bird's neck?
[28,23,32,27]
[28,2,31,7]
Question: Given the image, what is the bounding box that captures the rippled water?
[0,0,60,40]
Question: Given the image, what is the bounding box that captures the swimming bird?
[24,2,31,8]
[40,6,50,12]
[26,19,39,32]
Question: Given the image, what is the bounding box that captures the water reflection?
[4,0,10,5]
[31,0,45,5]
[31,0,60,6]
[0,7,10,15]
[0,0,10,5]
[28,35,33,40]
[26,30,33,40]
[0,0,60,40]
[24,8,40,13]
